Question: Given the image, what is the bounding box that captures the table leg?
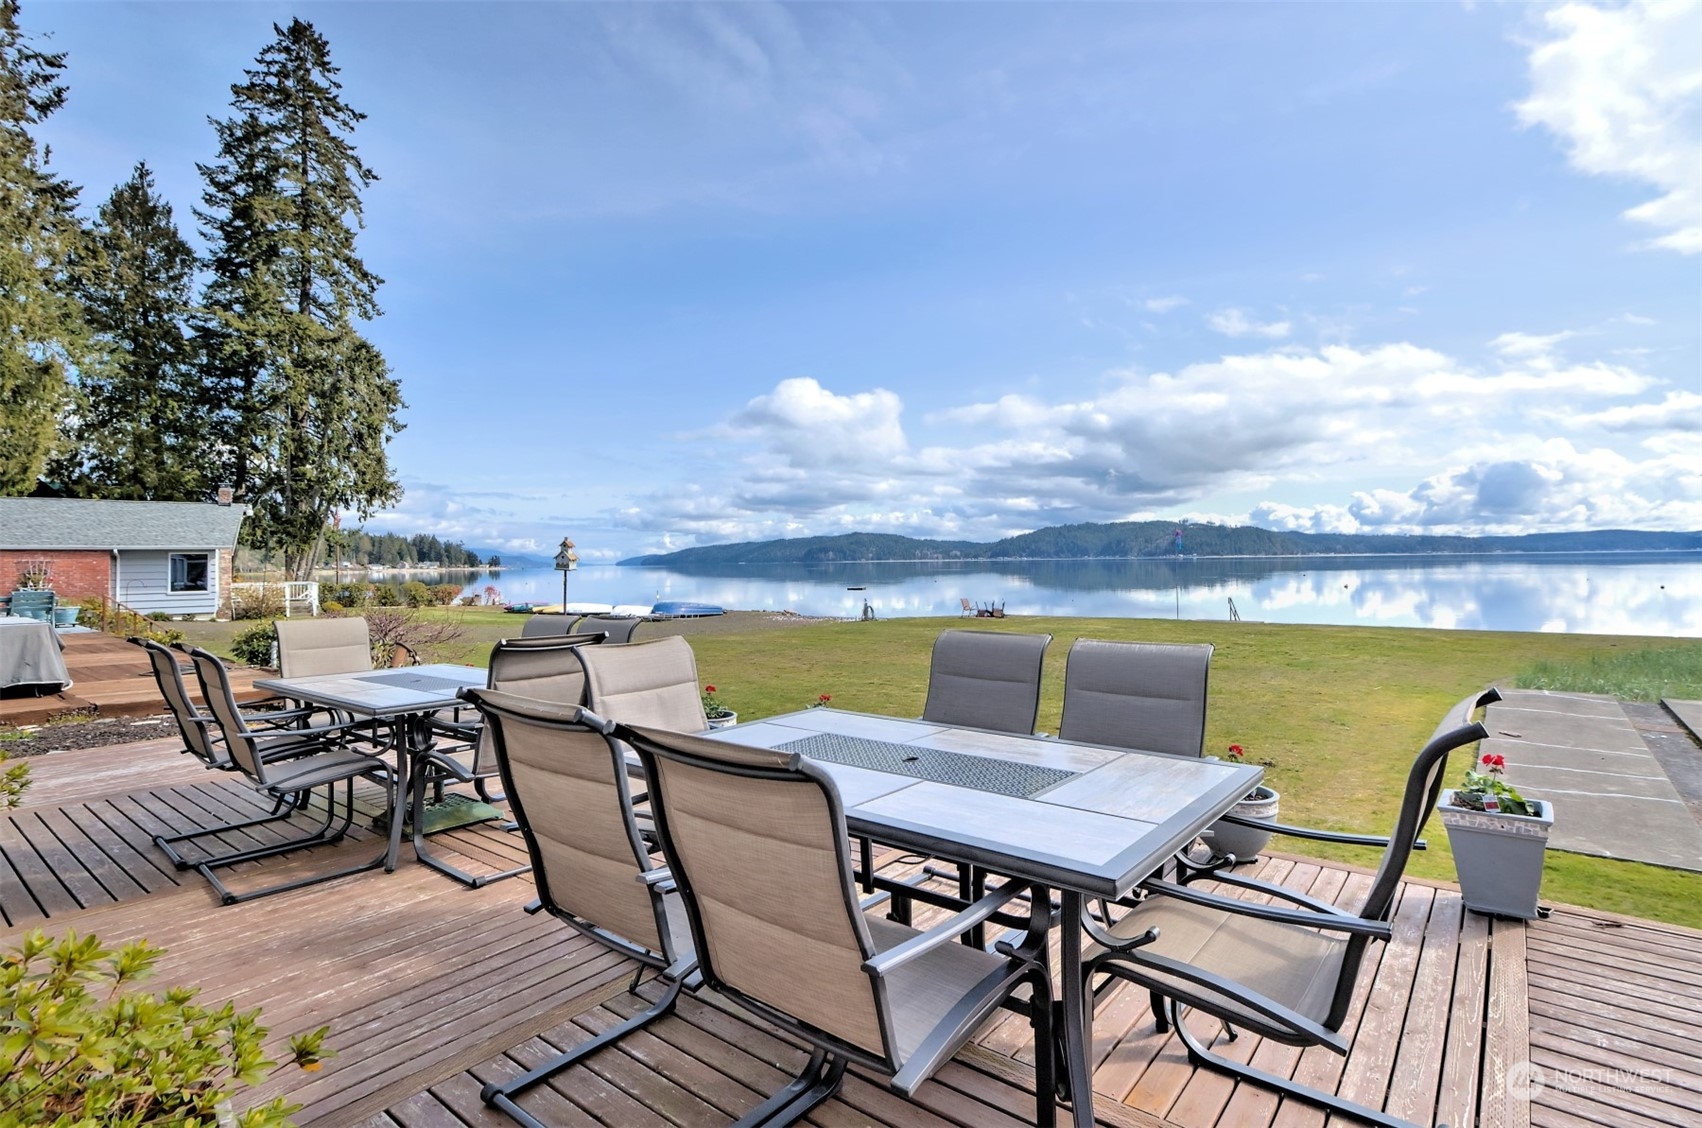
[1058,889,1095,1128]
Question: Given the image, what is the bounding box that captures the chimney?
[216,486,234,507]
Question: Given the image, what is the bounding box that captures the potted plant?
[702,684,737,730]
[1203,744,1280,863]
[1438,751,1553,920]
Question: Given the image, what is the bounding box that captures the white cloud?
[1489,329,1575,358]
[1143,295,1188,313]
[1517,0,1702,253]
[1208,308,1291,339]
[1556,390,1702,432]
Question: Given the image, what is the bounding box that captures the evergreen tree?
[52,161,210,498]
[196,18,403,577]
[0,1,90,493]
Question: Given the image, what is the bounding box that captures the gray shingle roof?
[0,498,250,550]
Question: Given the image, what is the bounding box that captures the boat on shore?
[651,600,724,618]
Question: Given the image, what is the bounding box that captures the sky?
[23,0,1702,562]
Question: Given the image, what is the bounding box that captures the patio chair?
[1057,639,1213,756]
[410,631,609,887]
[519,613,585,638]
[921,628,1052,735]
[9,589,56,622]
[959,597,975,617]
[275,616,373,677]
[622,722,1057,1127]
[175,646,399,905]
[576,635,707,732]
[1079,688,1501,1128]
[458,688,693,1128]
[575,615,643,644]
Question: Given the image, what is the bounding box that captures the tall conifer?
[0,0,89,493]
[197,18,402,577]
[54,161,209,498]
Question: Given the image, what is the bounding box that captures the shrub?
[361,606,468,665]
[458,595,479,606]
[0,748,29,809]
[401,580,432,607]
[232,584,286,620]
[325,582,371,608]
[0,929,329,1126]
[430,583,462,606]
[148,610,172,621]
[230,621,278,668]
[369,583,402,607]
[322,599,345,614]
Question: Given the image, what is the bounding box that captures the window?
[170,553,210,593]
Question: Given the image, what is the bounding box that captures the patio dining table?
[253,663,487,871]
[0,616,71,692]
[709,707,1263,1128]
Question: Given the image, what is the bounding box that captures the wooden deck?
[0,629,275,726]
[3,739,1699,1128]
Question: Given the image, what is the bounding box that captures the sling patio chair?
[274,615,374,677]
[519,612,586,638]
[135,637,355,866]
[410,631,609,887]
[1078,688,1501,1128]
[921,628,1053,735]
[575,614,644,644]
[576,634,708,733]
[176,646,399,905]
[622,722,1057,1128]
[457,688,694,1128]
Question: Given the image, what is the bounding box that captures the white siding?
[116,550,221,617]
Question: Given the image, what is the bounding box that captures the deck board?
[3,738,1701,1127]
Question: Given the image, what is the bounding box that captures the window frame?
[169,552,211,594]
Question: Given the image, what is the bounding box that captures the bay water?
[424,553,1702,637]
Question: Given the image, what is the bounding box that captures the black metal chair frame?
[1082,688,1501,1128]
[170,646,398,905]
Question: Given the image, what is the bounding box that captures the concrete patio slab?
[1485,691,1702,872]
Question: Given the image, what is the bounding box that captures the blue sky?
[25,1,1701,561]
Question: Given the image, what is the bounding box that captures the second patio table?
[253,663,487,871]
[708,707,1263,1128]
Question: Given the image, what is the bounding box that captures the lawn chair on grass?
[1078,688,1500,1128]
[174,646,398,905]
[623,724,1057,1127]
[459,688,693,1128]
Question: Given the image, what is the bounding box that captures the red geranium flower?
[1227,744,1244,759]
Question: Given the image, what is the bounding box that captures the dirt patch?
[1,714,177,758]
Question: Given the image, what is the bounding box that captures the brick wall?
[217,548,235,620]
[0,550,112,603]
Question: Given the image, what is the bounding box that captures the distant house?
[0,497,249,620]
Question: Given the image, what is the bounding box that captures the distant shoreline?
[620,547,1702,567]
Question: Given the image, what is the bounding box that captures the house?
[0,496,249,620]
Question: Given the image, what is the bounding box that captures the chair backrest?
[920,629,1053,734]
[184,646,268,785]
[10,590,56,620]
[623,724,895,1064]
[1057,639,1213,756]
[575,616,643,644]
[577,635,707,732]
[275,617,373,678]
[488,632,609,703]
[131,637,224,768]
[520,614,585,638]
[463,688,678,966]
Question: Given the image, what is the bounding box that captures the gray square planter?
[1438,790,1553,920]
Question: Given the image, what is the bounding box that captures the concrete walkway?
[1667,698,1702,742]
[1482,690,1702,871]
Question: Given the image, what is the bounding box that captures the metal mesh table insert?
[779,732,1077,798]
[357,671,481,694]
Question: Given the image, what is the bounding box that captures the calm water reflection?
[441,553,1702,637]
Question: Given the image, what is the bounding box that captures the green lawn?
[178,609,1702,927]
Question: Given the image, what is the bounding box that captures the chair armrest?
[636,866,675,894]
[1139,878,1392,939]
[1217,813,1424,851]
[862,878,1031,976]
[1174,866,1367,917]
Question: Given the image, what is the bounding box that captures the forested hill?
[619,522,1701,566]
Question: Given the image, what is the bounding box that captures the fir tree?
[196,18,403,577]
[53,161,210,499]
[0,0,90,493]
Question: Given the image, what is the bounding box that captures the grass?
[1517,642,1702,701]
[175,609,1702,928]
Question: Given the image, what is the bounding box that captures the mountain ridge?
[618,521,1702,566]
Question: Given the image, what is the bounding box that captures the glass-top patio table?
[253,663,487,871]
[708,707,1263,1128]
